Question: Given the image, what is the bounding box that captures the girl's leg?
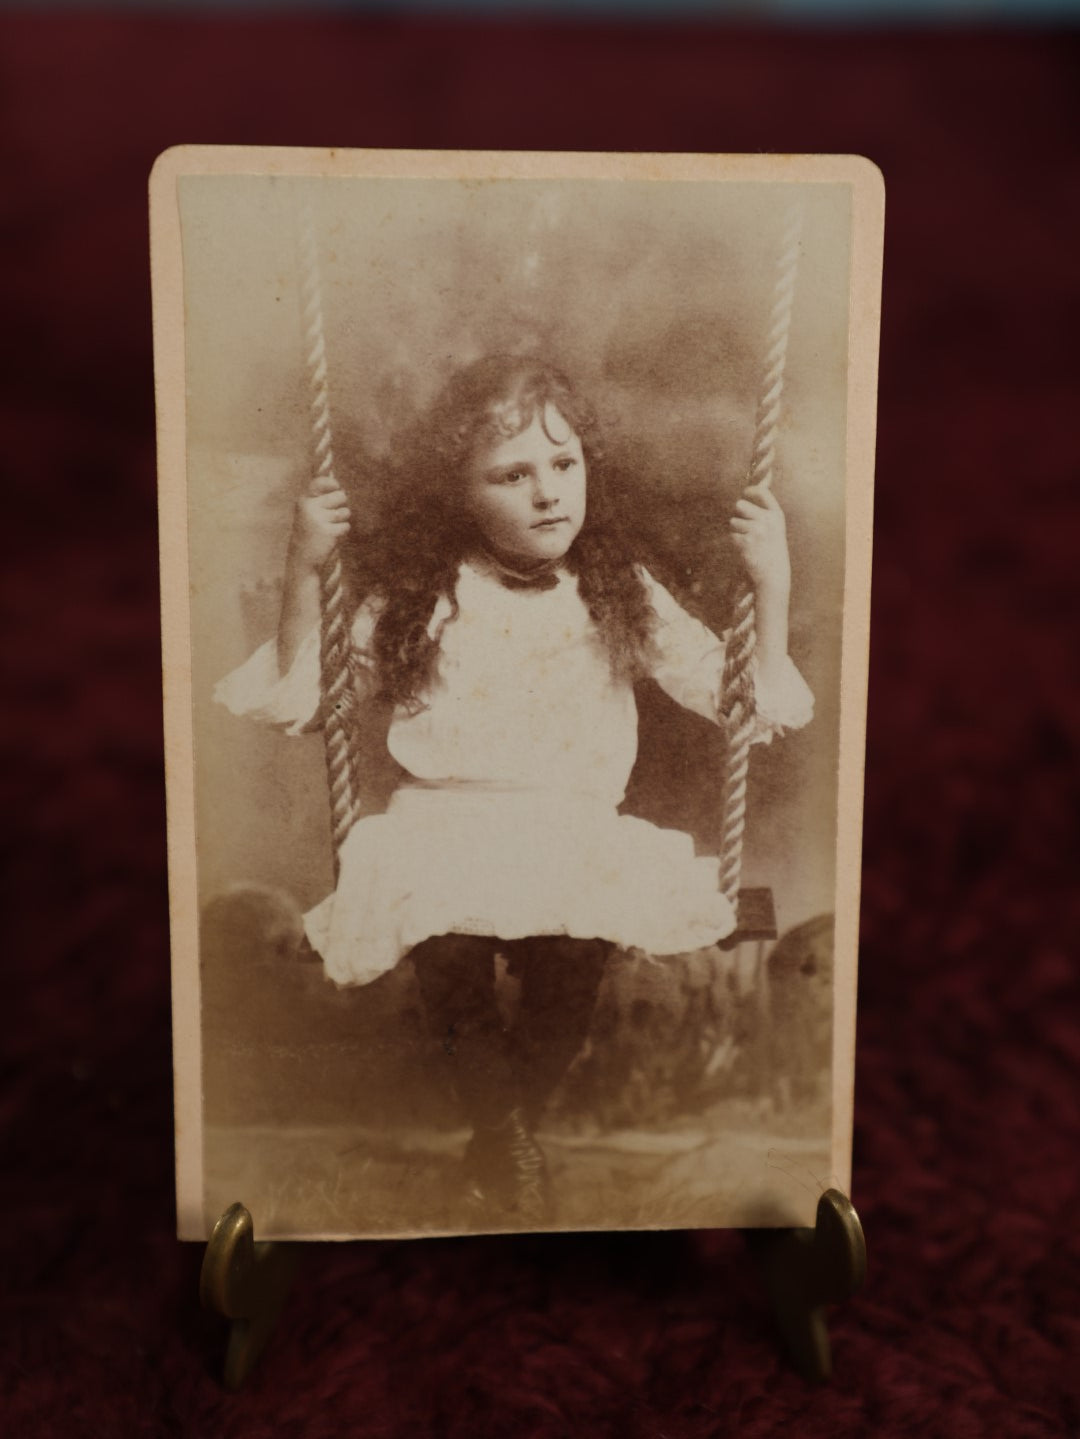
[512,936,610,1129]
[410,933,518,1130]
[411,932,554,1225]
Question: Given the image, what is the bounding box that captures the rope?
[717,201,804,907]
[298,203,359,870]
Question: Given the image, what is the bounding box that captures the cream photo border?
[150,146,883,1242]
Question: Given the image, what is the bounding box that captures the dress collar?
[468,549,564,592]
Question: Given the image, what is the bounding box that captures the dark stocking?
[511,936,610,1128]
[411,932,610,1224]
[410,933,517,1129]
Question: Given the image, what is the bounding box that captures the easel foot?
[200,1203,300,1390]
[756,1188,866,1382]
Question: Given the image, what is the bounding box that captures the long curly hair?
[345,355,658,712]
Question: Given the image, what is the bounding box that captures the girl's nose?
[532,474,558,508]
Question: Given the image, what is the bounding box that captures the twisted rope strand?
[298,203,359,869]
[718,202,804,907]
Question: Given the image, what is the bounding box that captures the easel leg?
[755,1189,867,1382]
[200,1203,301,1390]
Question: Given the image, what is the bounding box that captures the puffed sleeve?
[641,567,813,744]
[213,598,380,736]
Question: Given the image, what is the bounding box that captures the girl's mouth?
[532,517,568,529]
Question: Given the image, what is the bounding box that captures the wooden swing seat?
[718,885,778,950]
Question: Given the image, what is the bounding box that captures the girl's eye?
[554,457,577,472]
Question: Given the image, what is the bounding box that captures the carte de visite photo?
[151,146,883,1242]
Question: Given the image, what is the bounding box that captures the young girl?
[217,355,813,1226]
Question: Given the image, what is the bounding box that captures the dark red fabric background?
[3,14,1078,1435]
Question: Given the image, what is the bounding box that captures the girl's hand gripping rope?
[729,482,792,605]
[729,481,793,692]
[291,472,351,571]
[277,473,350,675]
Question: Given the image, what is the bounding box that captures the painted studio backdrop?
[181,173,851,1235]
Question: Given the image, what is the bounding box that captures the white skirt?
[306,785,736,987]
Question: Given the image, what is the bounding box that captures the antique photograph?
[152,147,882,1241]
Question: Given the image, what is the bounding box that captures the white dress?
[216,561,814,986]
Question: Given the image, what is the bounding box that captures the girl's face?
[464,402,586,568]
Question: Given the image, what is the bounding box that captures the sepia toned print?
[151,148,883,1241]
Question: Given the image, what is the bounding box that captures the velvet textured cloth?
[2,13,1078,1435]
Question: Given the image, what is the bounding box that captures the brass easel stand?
[723,891,866,1380]
[200,888,864,1389]
[754,1188,867,1381]
[201,1191,866,1390]
[200,1203,301,1390]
